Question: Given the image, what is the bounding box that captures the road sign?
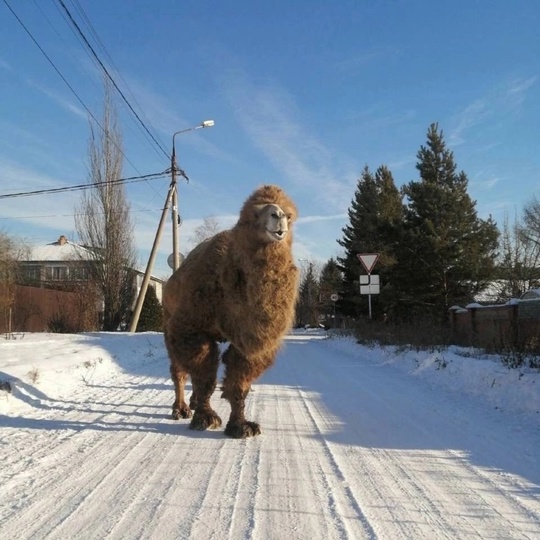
[357,253,379,274]
[330,293,339,302]
[167,252,185,269]
[359,274,380,295]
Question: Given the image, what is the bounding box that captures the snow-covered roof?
[520,289,540,300]
[23,235,95,262]
[22,235,166,283]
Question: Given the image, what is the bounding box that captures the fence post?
[511,303,519,349]
[469,306,477,345]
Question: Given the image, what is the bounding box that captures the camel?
[163,185,299,438]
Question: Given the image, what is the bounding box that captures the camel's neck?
[238,240,293,269]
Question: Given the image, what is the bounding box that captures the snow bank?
[323,334,540,417]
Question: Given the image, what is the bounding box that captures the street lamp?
[128,120,214,333]
[171,120,215,271]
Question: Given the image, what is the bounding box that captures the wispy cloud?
[505,76,537,108]
[121,76,236,164]
[0,160,68,192]
[0,57,11,70]
[474,176,500,191]
[388,157,415,172]
[298,213,348,225]
[449,99,489,146]
[27,80,87,119]
[335,46,399,73]
[220,71,357,211]
[0,161,79,235]
[450,76,537,146]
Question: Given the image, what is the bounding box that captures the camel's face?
[255,203,292,243]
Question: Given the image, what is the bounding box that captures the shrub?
[137,285,163,332]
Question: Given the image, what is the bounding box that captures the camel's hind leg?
[221,345,275,439]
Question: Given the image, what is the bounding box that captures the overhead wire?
[54,0,170,161]
[0,170,171,200]
[1,0,142,175]
[6,0,174,211]
[68,0,168,158]
[0,207,165,221]
[50,0,172,205]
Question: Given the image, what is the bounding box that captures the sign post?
[357,253,380,319]
[330,293,339,325]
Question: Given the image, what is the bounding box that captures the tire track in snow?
[0,372,172,537]
[446,449,540,535]
[0,375,164,482]
[2,333,540,539]
[245,381,376,539]
[294,337,540,539]
[296,387,378,539]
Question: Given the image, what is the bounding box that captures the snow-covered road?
[1,332,539,539]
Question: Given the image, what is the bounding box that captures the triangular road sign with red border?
[357,253,379,274]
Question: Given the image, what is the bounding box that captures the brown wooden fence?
[1,285,99,333]
[449,300,540,349]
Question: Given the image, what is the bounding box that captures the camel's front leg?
[170,365,192,420]
[221,346,273,439]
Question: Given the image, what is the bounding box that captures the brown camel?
[163,185,299,438]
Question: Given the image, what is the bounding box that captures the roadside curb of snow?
[323,335,540,419]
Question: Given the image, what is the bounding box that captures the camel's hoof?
[172,406,192,420]
[189,410,222,430]
[224,420,261,439]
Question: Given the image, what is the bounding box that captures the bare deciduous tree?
[75,79,137,331]
[0,232,17,334]
[190,216,222,246]
[0,231,27,335]
[495,209,540,300]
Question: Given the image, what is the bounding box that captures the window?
[25,266,41,281]
[71,266,90,281]
[45,266,68,280]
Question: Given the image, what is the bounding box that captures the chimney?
[58,235,68,246]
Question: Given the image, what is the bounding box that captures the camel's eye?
[286,214,292,220]
[271,212,279,219]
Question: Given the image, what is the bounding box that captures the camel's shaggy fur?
[163,185,299,438]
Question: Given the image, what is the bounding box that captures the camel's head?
[238,185,298,246]
[254,203,291,243]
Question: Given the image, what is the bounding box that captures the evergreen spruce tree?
[318,257,343,326]
[137,285,163,332]
[337,165,403,319]
[394,123,499,320]
[295,263,320,327]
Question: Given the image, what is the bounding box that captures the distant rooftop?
[23,235,94,262]
[22,235,165,283]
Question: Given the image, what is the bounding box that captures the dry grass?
[27,367,40,384]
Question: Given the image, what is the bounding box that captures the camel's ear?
[252,204,268,217]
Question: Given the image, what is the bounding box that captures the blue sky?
[1,1,539,278]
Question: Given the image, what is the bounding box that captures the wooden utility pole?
[128,182,174,332]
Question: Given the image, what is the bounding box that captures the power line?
[0,170,170,200]
[1,0,142,175]
[46,0,170,203]
[55,0,170,161]
[0,207,164,220]
[67,0,168,159]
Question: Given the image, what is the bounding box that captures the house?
[19,235,164,302]
[20,235,93,285]
[8,235,165,332]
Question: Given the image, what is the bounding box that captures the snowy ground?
[1,330,539,539]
